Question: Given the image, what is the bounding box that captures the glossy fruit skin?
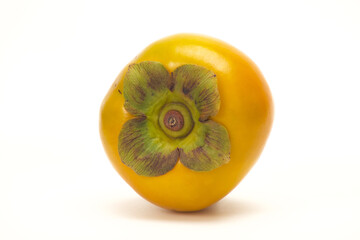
[99,34,273,211]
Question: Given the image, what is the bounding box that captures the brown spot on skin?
[118,89,122,94]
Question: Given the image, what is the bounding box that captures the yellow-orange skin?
[99,34,273,211]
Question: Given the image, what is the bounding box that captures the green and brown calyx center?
[118,61,231,177]
[164,110,183,131]
[159,102,193,139]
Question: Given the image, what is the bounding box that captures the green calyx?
[118,61,231,177]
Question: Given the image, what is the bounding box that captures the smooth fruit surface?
[99,34,273,211]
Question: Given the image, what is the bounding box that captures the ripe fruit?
[99,34,273,211]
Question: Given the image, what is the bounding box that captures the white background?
[1,0,359,239]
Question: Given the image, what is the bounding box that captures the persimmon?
[99,34,273,211]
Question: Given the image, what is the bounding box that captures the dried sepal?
[172,65,220,121]
[123,61,171,116]
[179,120,230,171]
[118,117,179,176]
